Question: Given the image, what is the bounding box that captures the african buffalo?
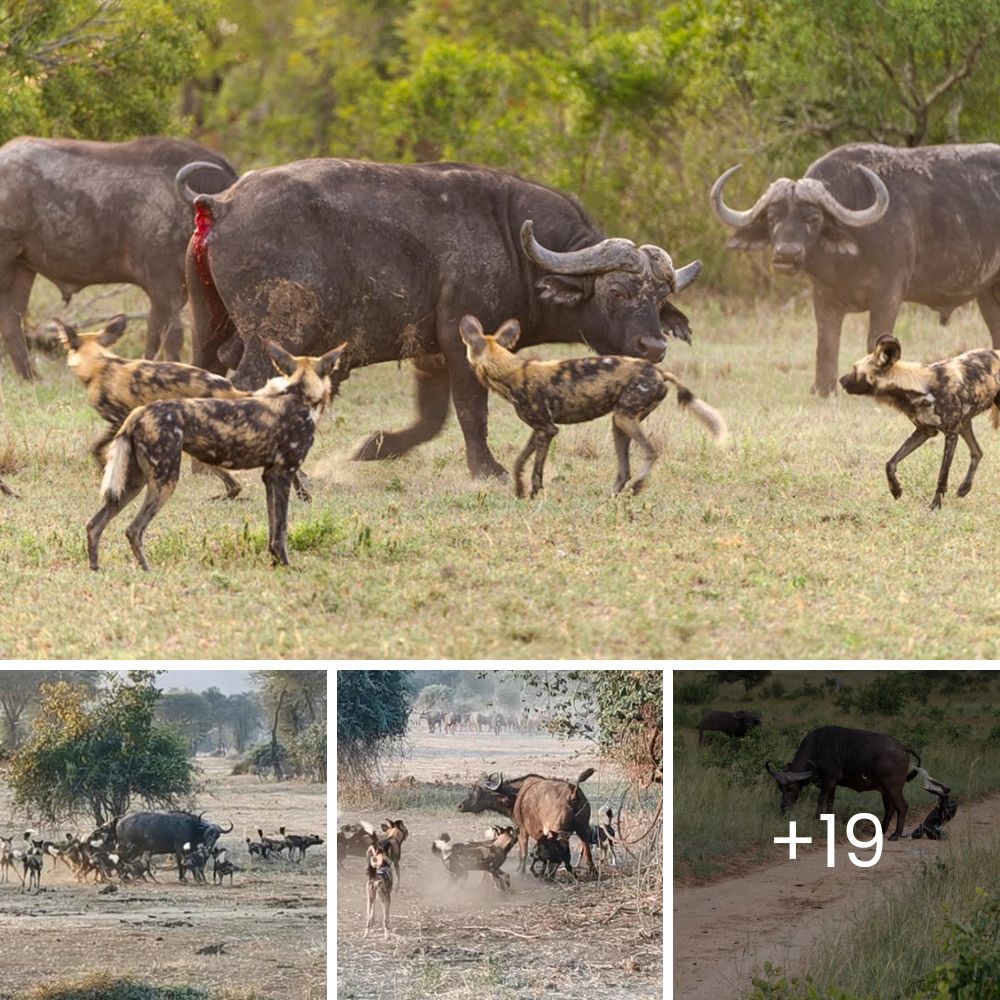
[457,769,596,874]
[698,709,761,746]
[419,710,443,733]
[178,158,701,479]
[112,811,233,880]
[0,137,236,379]
[766,726,921,839]
[711,142,1000,395]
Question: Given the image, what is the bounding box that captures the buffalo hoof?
[471,457,509,481]
[956,482,973,498]
[888,833,900,841]
[930,495,943,511]
[810,383,838,398]
[888,481,902,500]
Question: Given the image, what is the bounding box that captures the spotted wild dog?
[364,842,393,939]
[458,315,727,497]
[840,335,1000,509]
[86,340,346,570]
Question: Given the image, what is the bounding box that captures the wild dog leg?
[529,426,556,498]
[612,413,658,494]
[956,424,983,498]
[931,432,959,510]
[885,426,933,499]
[612,421,631,494]
[512,433,538,499]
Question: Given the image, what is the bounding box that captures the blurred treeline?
[6,0,1000,290]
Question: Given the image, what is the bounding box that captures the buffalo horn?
[482,772,502,791]
[521,220,644,275]
[710,164,780,229]
[765,761,787,785]
[806,165,889,228]
[673,259,702,293]
[175,161,228,206]
[220,820,234,834]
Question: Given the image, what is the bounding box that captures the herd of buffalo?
[6,135,1000,526]
[698,709,959,841]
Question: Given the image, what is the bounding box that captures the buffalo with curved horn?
[178,157,703,479]
[710,142,1000,396]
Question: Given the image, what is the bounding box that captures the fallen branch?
[463,926,540,940]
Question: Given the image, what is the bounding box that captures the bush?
[676,677,717,705]
[922,891,1000,998]
[762,679,787,699]
[854,676,907,716]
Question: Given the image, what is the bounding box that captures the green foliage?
[337,670,410,789]
[0,0,221,145]
[923,891,1000,999]
[713,670,772,692]
[676,676,718,705]
[8,671,195,825]
[288,720,326,782]
[412,683,453,712]
[749,962,864,1000]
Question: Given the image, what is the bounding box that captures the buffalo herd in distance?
[699,710,959,842]
[5,137,1000,553]
[416,708,542,734]
[338,771,619,939]
[0,810,324,894]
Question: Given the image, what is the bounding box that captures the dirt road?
[673,794,1000,999]
[337,729,663,1000]
[0,757,326,999]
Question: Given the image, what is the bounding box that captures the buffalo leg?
[186,246,233,376]
[145,289,185,361]
[956,424,982,498]
[578,834,597,875]
[885,427,933,500]
[976,287,1000,349]
[0,264,38,380]
[812,292,845,396]
[517,830,529,874]
[866,291,903,353]
[931,432,959,510]
[352,354,451,461]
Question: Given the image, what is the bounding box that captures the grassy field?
[5,280,1000,656]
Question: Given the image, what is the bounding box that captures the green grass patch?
[10,285,1000,654]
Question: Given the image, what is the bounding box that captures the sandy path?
[673,794,1000,999]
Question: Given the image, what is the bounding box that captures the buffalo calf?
[698,709,761,746]
[459,315,727,497]
[841,335,1000,509]
[86,341,345,570]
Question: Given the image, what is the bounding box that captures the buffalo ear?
[820,222,859,256]
[459,314,486,353]
[315,341,347,379]
[536,274,590,306]
[495,319,521,351]
[726,221,769,251]
[266,340,298,376]
[53,319,80,351]
[874,335,901,368]
[98,314,128,347]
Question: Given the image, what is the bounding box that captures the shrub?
[676,677,717,705]
[922,891,1000,998]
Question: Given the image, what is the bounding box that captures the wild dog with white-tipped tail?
[458,315,727,497]
[86,340,346,570]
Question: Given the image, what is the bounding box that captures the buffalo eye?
[610,287,627,302]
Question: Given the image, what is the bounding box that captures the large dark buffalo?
[178,158,701,478]
[112,811,234,879]
[457,769,596,874]
[711,142,1000,395]
[0,137,236,379]
[697,709,761,746]
[766,726,921,839]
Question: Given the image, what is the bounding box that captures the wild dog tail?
[992,402,1000,430]
[100,416,138,502]
[658,372,728,446]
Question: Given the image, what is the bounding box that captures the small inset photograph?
[0,668,327,1000]
[336,668,662,1000]
[673,668,1000,1000]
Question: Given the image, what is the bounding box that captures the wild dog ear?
[726,221,770,251]
[98,314,128,347]
[495,319,521,351]
[536,274,590,306]
[53,319,80,351]
[459,315,487,353]
[874,335,901,368]
[266,340,298,375]
[314,341,347,379]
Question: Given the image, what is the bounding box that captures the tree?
[0,0,223,145]
[8,671,195,825]
[712,670,771,693]
[156,690,212,753]
[253,670,327,742]
[0,670,98,748]
[226,692,261,752]
[202,686,229,752]
[337,670,410,789]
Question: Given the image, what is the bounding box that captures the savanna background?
[673,668,1000,1000]
[5,2,1000,656]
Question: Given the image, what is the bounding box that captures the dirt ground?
[0,756,327,1000]
[336,730,663,1000]
[673,793,1000,999]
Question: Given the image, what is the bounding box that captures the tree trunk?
[270,688,286,781]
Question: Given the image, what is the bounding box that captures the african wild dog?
[530,833,574,880]
[181,842,209,884]
[376,820,408,886]
[840,335,1000,509]
[57,315,246,497]
[21,845,43,894]
[284,831,324,861]
[86,340,346,570]
[458,315,727,497]
[431,826,519,892]
[364,842,393,939]
[0,835,23,885]
[211,846,241,885]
